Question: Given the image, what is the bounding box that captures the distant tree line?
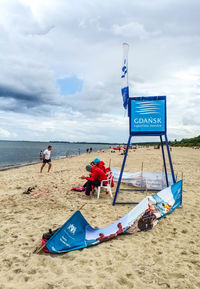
[169,135,200,147]
[49,136,200,147]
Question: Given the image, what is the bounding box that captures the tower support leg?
[160,135,169,187]
[164,134,176,184]
[112,135,132,205]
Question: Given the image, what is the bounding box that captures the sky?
[0,0,200,143]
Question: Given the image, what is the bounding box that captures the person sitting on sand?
[81,164,107,199]
[91,158,106,173]
[40,145,52,173]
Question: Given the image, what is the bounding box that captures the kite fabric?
[111,167,175,190]
[44,180,182,254]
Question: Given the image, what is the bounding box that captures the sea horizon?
[0,139,121,145]
[0,140,113,169]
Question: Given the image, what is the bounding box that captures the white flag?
[121,43,129,109]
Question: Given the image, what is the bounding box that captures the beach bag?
[42,228,59,240]
[41,228,59,253]
[41,238,50,253]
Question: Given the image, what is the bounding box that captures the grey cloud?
[181,96,200,126]
[63,81,122,117]
[0,80,59,113]
[0,85,43,102]
[182,117,200,126]
[0,0,200,141]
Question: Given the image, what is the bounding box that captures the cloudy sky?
[0,0,200,142]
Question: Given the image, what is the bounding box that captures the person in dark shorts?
[40,145,52,173]
[81,164,107,199]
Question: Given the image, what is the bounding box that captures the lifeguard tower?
[112,95,176,205]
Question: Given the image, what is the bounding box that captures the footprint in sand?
[13,268,22,274]
[181,229,188,234]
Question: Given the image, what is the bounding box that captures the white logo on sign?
[134,117,161,124]
[67,224,77,235]
[135,101,160,115]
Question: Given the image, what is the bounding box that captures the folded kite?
[41,180,182,254]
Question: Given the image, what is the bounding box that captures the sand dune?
[0,147,200,289]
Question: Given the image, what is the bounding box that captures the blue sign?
[129,96,166,135]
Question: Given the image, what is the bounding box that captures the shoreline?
[0,143,110,171]
[0,153,81,171]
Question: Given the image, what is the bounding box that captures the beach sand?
[0,147,200,289]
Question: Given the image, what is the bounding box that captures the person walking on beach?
[40,145,52,173]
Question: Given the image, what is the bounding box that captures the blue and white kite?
[40,181,182,254]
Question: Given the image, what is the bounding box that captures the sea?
[0,140,112,169]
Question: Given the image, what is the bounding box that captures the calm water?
[0,141,112,168]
